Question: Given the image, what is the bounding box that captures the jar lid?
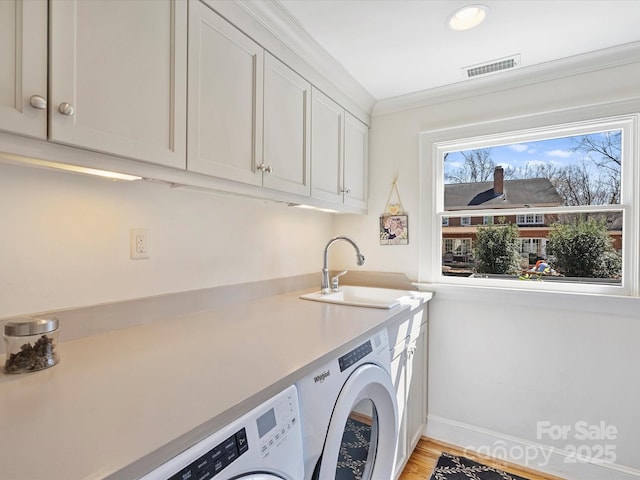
[4,317,59,336]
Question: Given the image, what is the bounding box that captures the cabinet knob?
[341,188,351,195]
[58,102,75,116]
[29,95,47,110]
[257,164,273,174]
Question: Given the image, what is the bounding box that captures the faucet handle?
[330,270,348,292]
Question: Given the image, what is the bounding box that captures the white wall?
[0,162,332,318]
[334,61,640,478]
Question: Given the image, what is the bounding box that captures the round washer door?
[315,363,398,480]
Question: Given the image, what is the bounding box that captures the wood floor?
[399,437,565,480]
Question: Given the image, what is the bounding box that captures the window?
[520,238,547,257]
[443,238,472,254]
[442,216,449,226]
[516,214,544,225]
[422,113,638,296]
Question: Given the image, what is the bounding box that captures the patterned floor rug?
[429,452,530,480]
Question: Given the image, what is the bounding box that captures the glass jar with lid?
[3,317,60,374]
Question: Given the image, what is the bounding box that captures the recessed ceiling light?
[448,4,488,31]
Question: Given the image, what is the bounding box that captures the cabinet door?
[406,326,428,452]
[0,0,47,138]
[310,87,343,203]
[343,112,368,209]
[263,53,311,196]
[49,0,187,168]
[391,350,408,480]
[187,2,263,185]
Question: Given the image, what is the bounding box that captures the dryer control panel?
[338,340,373,371]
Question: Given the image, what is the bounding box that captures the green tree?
[546,216,621,278]
[473,223,522,275]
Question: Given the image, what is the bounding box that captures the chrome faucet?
[321,236,365,294]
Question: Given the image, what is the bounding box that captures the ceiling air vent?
[463,54,521,79]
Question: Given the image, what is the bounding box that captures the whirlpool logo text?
[313,370,331,384]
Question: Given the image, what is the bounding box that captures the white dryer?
[139,385,303,480]
[296,329,398,480]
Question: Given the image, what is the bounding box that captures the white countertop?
[0,288,431,480]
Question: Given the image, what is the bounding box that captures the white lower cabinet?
[406,324,428,453]
[392,346,409,478]
[390,310,428,479]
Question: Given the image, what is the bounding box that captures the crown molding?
[373,41,640,116]
[233,0,376,119]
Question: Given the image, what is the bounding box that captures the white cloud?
[509,144,529,153]
[546,149,573,158]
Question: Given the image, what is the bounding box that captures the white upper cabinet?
[343,113,369,209]
[263,53,311,197]
[311,88,344,203]
[0,0,366,210]
[0,0,47,138]
[310,87,369,210]
[48,0,187,168]
[187,1,263,185]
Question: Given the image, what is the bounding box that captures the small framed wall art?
[380,213,408,245]
[379,176,408,245]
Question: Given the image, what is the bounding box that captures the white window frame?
[460,216,471,226]
[443,238,472,255]
[419,111,639,296]
[520,238,547,257]
[517,213,544,225]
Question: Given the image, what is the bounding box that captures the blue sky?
[489,136,581,171]
[444,131,619,179]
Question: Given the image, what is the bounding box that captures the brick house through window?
[442,166,564,268]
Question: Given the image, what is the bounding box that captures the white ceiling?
[278,0,640,101]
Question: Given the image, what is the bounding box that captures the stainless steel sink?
[300,285,416,309]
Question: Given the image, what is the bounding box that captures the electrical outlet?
[130,228,150,259]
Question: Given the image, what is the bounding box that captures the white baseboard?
[424,414,640,479]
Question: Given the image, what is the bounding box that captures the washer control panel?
[258,389,298,458]
[139,386,303,480]
[169,428,248,480]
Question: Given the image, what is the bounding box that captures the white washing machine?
[296,329,398,480]
[139,385,303,480]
